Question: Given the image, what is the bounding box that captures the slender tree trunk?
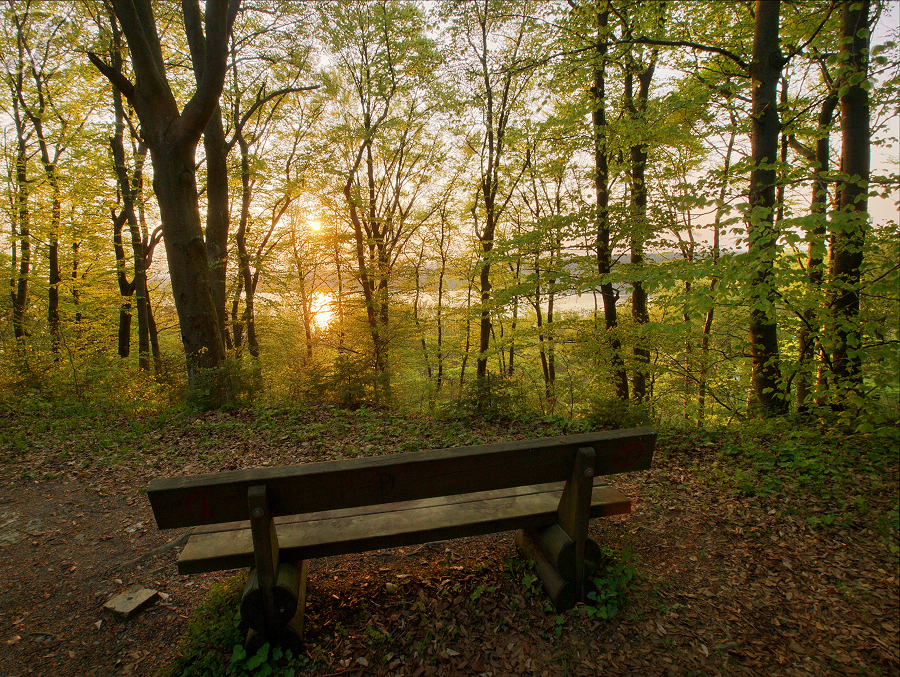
[436,211,447,393]
[71,241,81,324]
[203,107,231,350]
[235,136,259,358]
[291,226,314,361]
[746,0,788,416]
[231,275,244,352]
[47,180,61,353]
[698,126,735,423]
[625,51,656,403]
[460,275,474,390]
[592,6,628,400]
[508,257,520,377]
[413,248,432,381]
[831,0,870,393]
[11,126,29,346]
[113,211,136,358]
[794,86,838,411]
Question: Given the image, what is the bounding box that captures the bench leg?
[286,559,307,638]
[556,447,595,602]
[515,529,574,611]
[248,485,280,638]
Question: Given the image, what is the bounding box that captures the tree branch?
[179,0,240,144]
[631,37,748,71]
[87,52,135,98]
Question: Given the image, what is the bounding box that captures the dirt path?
[0,440,897,676]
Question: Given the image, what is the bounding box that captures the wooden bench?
[147,426,656,645]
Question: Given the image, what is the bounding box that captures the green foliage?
[441,373,530,419]
[585,546,637,623]
[163,575,308,677]
[188,358,264,411]
[583,397,653,430]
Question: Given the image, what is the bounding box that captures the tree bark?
[11,110,29,346]
[624,43,656,403]
[91,0,238,387]
[794,82,838,411]
[184,0,231,350]
[831,0,870,393]
[746,0,787,416]
[592,5,628,401]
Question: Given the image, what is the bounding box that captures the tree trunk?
[150,141,227,378]
[831,0,870,394]
[794,86,838,411]
[71,241,81,325]
[698,125,735,423]
[592,6,628,401]
[47,182,61,353]
[746,0,787,416]
[203,106,231,351]
[625,48,656,403]
[92,0,237,389]
[235,136,260,358]
[11,124,29,346]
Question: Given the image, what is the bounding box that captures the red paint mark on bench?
[612,441,644,470]
[184,490,213,521]
[376,472,396,494]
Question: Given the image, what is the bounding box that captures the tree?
[321,0,443,400]
[829,0,871,396]
[745,0,788,416]
[445,0,537,387]
[89,0,239,388]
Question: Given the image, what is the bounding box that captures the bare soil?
[0,413,897,676]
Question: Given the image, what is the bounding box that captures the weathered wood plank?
[149,428,655,529]
[176,483,631,575]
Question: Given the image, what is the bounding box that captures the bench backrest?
[148,427,656,529]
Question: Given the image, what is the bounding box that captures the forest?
[1,0,897,427]
[0,2,898,675]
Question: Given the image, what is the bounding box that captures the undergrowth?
[671,419,900,554]
[163,574,310,677]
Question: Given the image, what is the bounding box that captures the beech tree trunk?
[625,46,656,403]
[746,0,787,416]
[794,85,838,411]
[831,0,870,393]
[184,0,231,350]
[592,6,628,401]
[90,0,238,388]
[11,116,29,346]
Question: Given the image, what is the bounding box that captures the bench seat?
[177,481,631,574]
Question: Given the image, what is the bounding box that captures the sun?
[309,220,321,232]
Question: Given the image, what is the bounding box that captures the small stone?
[356,657,369,667]
[103,586,158,619]
[385,582,398,594]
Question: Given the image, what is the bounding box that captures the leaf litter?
[0,407,896,676]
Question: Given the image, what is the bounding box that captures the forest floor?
[0,405,897,676]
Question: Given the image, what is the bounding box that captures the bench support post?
[248,485,280,638]
[556,447,595,601]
